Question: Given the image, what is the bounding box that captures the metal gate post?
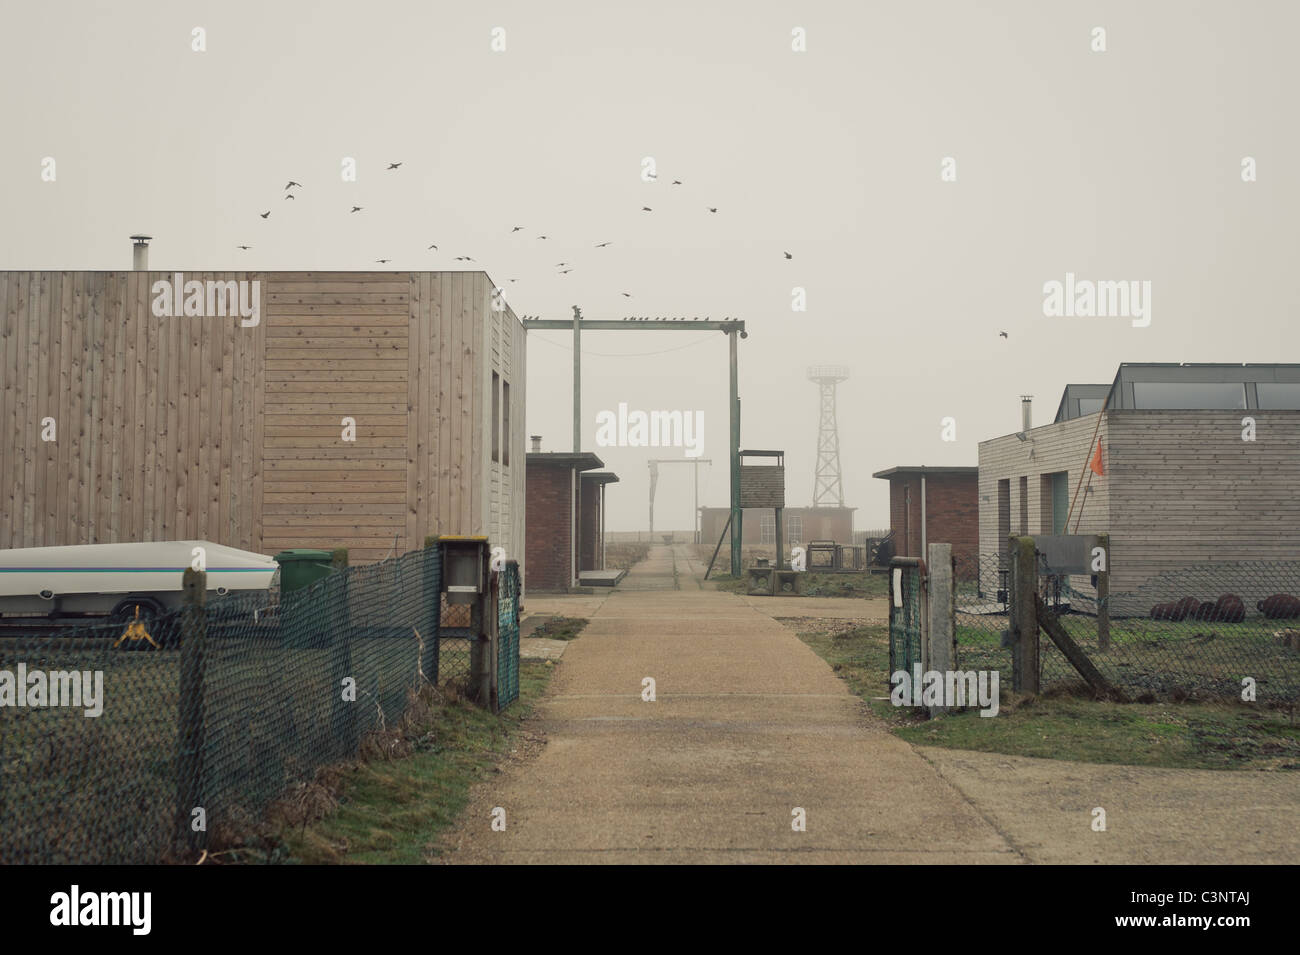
[926,543,955,717]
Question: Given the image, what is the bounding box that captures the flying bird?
[595,241,611,248]
[427,244,438,250]
[560,269,573,274]
[386,162,402,170]
[708,207,718,213]
[672,180,682,185]
[999,331,1009,338]
[784,252,792,259]
[621,292,631,297]
[350,206,363,213]
[537,235,548,240]
[641,206,652,212]
[512,226,524,232]
[260,211,270,218]
[236,245,251,250]
[284,194,295,200]
[284,181,302,190]
[376,259,391,264]
[556,262,568,267]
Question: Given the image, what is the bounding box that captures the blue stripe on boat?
[0,567,270,573]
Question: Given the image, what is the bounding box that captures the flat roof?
[872,466,978,479]
[698,504,858,513]
[1028,361,1300,430]
[525,451,605,471]
[581,470,621,484]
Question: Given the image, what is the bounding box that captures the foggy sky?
[3,0,1296,534]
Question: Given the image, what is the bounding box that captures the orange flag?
[1089,439,1104,476]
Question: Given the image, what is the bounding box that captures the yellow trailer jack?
[113,605,160,650]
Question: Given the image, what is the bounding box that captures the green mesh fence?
[496,561,520,711]
[0,544,469,864]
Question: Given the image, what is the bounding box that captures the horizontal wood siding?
[977,413,1111,596]
[1105,411,1300,603]
[263,274,410,562]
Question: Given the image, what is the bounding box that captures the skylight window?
[1255,382,1300,410]
[1131,382,1246,410]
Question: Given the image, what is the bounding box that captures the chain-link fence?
[952,553,1300,704]
[1038,560,1300,703]
[0,544,488,864]
[953,554,1014,684]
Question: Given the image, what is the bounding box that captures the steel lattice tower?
[807,365,849,506]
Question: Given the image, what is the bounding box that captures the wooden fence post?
[177,568,207,857]
[1096,533,1110,651]
[1011,536,1039,694]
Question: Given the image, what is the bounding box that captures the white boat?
[0,540,278,617]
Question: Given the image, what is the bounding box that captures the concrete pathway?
[443,544,1300,863]
[445,544,1017,863]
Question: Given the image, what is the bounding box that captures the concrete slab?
[917,746,1300,864]
[519,637,569,661]
[442,542,1298,864]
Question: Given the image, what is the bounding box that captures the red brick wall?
[887,474,978,566]
[526,465,573,591]
[698,507,855,549]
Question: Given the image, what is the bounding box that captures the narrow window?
[492,371,500,463]
[1018,476,1029,535]
[502,379,511,466]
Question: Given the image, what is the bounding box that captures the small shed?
[524,446,619,591]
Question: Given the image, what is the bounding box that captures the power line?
[526,333,715,359]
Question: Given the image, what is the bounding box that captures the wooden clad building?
[978,363,1300,604]
[0,269,525,568]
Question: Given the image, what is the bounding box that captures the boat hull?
[0,541,277,613]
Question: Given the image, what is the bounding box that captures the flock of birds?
[235,161,807,304]
[236,160,1013,340]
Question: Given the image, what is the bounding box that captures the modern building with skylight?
[979,363,1300,601]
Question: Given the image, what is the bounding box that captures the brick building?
[579,472,619,572]
[525,446,620,591]
[697,505,855,554]
[872,466,979,568]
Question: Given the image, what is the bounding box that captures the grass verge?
[793,620,1300,771]
[525,616,589,641]
[231,660,555,863]
[708,570,887,598]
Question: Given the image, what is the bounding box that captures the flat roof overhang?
[525,451,605,471]
[872,466,978,479]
